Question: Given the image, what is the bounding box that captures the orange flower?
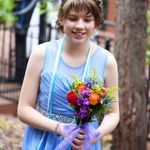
[77,84,86,93]
[89,93,100,105]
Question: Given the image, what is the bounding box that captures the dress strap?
[47,37,65,117]
[82,43,91,81]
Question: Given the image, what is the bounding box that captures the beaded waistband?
[36,105,75,124]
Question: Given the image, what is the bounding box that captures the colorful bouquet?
[66,69,117,125]
[55,69,118,150]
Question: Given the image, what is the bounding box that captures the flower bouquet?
[66,69,117,125]
[55,69,118,150]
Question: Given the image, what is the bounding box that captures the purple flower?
[80,89,91,96]
[84,78,97,87]
[92,81,98,85]
[75,106,89,119]
[84,79,92,87]
[77,98,89,106]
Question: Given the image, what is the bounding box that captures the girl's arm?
[17,44,59,133]
[95,52,120,141]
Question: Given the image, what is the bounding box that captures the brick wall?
[105,0,116,33]
[148,0,150,10]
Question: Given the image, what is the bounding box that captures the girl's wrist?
[55,122,61,135]
[90,129,101,144]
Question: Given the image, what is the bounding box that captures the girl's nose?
[75,19,84,29]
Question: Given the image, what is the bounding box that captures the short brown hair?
[56,0,104,33]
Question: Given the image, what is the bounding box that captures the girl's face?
[61,9,96,44]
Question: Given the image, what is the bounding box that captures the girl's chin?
[71,39,87,44]
[71,36,87,43]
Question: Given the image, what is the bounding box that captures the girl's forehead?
[63,2,95,18]
[67,9,93,16]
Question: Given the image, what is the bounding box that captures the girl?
[18,0,120,149]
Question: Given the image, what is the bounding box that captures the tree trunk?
[112,0,148,150]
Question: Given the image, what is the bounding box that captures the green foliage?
[0,0,16,25]
[70,74,83,92]
[37,0,59,15]
[146,11,150,65]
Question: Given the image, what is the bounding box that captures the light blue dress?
[22,39,110,150]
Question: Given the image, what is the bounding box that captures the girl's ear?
[94,27,97,33]
[59,17,65,26]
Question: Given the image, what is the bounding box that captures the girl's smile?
[72,30,86,39]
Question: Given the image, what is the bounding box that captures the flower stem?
[77,119,82,125]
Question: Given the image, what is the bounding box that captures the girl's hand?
[71,130,84,150]
[56,123,68,137]
[56,123,99,148]
[58,124,84,150]
[56,123,76,137]
[90,138,97,144]
[90,129,101,144]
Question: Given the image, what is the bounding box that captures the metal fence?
[0,25,21,102]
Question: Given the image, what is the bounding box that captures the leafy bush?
[0,0,16,24]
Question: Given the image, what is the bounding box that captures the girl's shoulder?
[28,42,50,72]
[31,42,48,58]
[106,52,117,69]
[30,40,57,60]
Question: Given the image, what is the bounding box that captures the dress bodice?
[36,40,110,117]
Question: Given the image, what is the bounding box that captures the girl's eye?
[68,18,77,21]
[84,19,92,22]
[84,17,94,22]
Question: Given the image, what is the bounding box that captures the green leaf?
[147,27,150,34]
[146,51,150,58]
[146,37,150,42]
[146,58,150,65]
[147,11,150,19]
[0,0,16,24]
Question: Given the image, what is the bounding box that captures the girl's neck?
[63,38,90,57]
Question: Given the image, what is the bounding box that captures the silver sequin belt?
[36,105,75,124]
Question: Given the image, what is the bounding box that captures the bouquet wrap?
[54,123,100,150]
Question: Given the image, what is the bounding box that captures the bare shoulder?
[30,43,46,60]
[28,43,47,72]
[106,52,118,69]
[104,52,118,87]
